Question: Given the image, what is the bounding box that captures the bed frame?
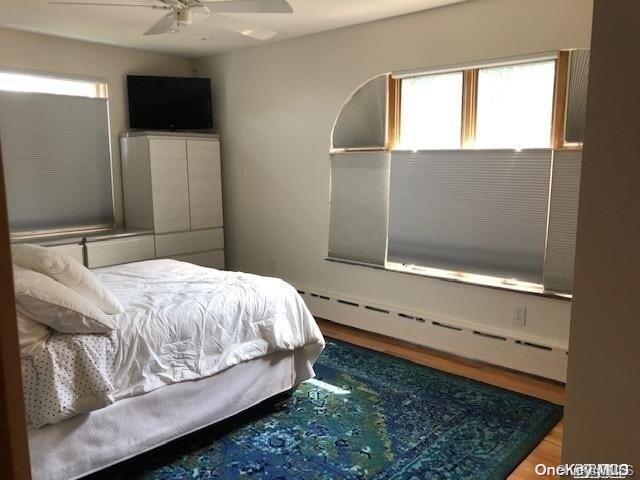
[28,349,314,480]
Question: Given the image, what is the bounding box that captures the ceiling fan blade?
[208,12,277,40]
[197,0,292,14]
[49,1,154,6]
[144,11,177,36]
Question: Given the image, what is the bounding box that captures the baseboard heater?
[297,286,568,382]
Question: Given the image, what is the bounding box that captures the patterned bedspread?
[22,332,117,427]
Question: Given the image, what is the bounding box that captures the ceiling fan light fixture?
[50,0,293,38]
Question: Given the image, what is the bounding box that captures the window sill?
[325,257,572,301]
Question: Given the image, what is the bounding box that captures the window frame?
[0,70,108,99]
[0,70,114,239]
[389,53,573,151]
[392,71,466,150]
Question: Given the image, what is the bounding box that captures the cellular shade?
[332,75,387,150]
[328,151,390,266]
[543,150,582,293]
[0,91,114,233]
[565,50,590,144]
[388,150,552,283]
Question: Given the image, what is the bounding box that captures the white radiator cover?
[298,286,567,382]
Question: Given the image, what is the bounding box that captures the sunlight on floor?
[305,377,351,395]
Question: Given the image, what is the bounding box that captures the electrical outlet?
[513,305,526,326]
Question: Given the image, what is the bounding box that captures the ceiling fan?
[48,0,293,39]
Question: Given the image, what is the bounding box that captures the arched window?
[327,50,588,295]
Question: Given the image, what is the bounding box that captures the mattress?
[29,349,314,480]
[22,259,325,427]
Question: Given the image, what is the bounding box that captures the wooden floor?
[316,318,564,480]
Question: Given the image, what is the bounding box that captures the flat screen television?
[127,75,213,130]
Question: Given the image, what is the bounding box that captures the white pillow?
[16,311,50,357]
[13,267,115,334]
[12,244,123,315]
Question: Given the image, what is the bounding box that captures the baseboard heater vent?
[296,284,568,381]
[398,313,426,323]
[515,340,553,351]
[365,305,390,314]
[472,330,507,342]
[310,293,330,301]
[296,290,306,295]
[337,299,360,308]
[432,321,463,331]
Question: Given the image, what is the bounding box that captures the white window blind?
[0,90,114,233]
[387,150,552,283]
[331,75,387,150]
[328,151,390,266]
[565,50,590,144]
[543,150,582,293]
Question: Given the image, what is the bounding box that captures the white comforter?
[22,260,325,427]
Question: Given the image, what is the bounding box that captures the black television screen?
[127,75,213,130]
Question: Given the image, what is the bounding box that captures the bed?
[19,259,325,480]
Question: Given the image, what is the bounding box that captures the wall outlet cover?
[513,305,527,326]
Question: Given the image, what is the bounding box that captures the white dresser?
[12,228,156,269]
[121,132,225,269]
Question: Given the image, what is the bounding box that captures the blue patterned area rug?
[88,339,562,480]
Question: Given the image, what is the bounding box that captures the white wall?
[194,0,593,349]
[0,28,193,226]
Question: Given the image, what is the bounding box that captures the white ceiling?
[0,0,467,58]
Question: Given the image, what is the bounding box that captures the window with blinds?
[544,150,582,293]
[331,75,387,150]
[565,50,590,144]
[328,148,582,294]
[328,51,588,296]
[328,151,390,266]
[0,72,113,236]
[387,150,552,284]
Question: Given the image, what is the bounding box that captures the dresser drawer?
[12,242,86,266]
[155,228,224,258]
[87,235,155,268]
[46,244,85,265]
[171,250,225,270]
